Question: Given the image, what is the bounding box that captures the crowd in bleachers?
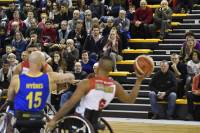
[0,0,200,121]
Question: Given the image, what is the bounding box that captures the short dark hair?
[99,56,114,71]
[82,50,88,54]
[26,42,40,50]
[185,31,195,38]
[190,50,200,60]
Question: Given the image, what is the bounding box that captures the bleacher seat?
[122,49,153,54]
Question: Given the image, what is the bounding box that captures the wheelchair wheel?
[97,118,114,133]
[53,115,95,133]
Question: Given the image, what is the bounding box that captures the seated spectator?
[0,60,12,91]
[186,73,200,120]
[80,50,96,74]
[2,45,13,63]
[0,8,8,27]
[103,27,123,71]
[149,60,177,120]
[67,10,82,32]
[50,52,67,72]
[60,3,73,21]
[126,4,135,22]
[108,0,124,18]
[83,25,105,61]
[7,53,18,72]
[11,31,27,61]
[57,20,69,43]
[180,33,198,63]
[68,20,87,53]
[84,9,93,34]
[169,53,187,98]
[40,20,57,44]
[38,13,48,31]
[185,50,200,93]
[149,0,173,39]
[25,18,42,40]
[0,27,7,56]
[89,0,105,19]
[174,0,194,13]
[7,10,26,36]
[62,39,79,71]
[131,0,153,38]
[60,61,87,107]
[23,11,35,28]
[87,62,99,78]
[102,17,114,37]
[114,9,130,49]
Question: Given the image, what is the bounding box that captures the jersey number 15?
[26,92,42,109]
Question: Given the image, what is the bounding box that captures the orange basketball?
[134,55,154,77]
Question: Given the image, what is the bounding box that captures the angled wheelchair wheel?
[53,115,95,133]
[44,103,57,117]
[97,118,114,133]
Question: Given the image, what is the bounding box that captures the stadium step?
[172,29,200,33]
[173,23,200,29]
[183,19,200,23]
[158,43,182,50]
[167,33,200,39]
[153,50,180,55]
[191,10,200,14]
[106,103,151,112]
[128,39,160,49]
[102,110,149,119]
[163,39,185,44]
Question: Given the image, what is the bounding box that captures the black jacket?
[149,70,177,96]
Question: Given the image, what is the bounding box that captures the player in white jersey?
[47,56,145,130]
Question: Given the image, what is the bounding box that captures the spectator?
[25,18,41,39]
[84,10,93,34]
[186,73,200,120]
[83,25,105,61]
[60,3,72,21]
[68,20,87,52]
[185,50,200,93]
[169,53,187,98]
[7,53,18,72]
[41,20,57,44]
[102,16,114,37]
[62,39,79,71]
[12,31,27,61]
[67,10,81,32]
[87,62,99,78]
[80,50,96,74]
[149,60,177,120]
[0,60,12,91]
[89,0,105,19]
[180,31,200,63]
[49,2,61,28]
[126,4,135,22]
[114,9,130,49]
[180,33,198,63]
[57,20,69,43]
[51,52,67,72]
[149,0,173,39]
[131,0,153,38]
[0,27,7,56]
[0,8,8,27]
[103,27,122,71]
[56,0,72,9]
[2,45,13,62]
[38,13,48,31]
[60,61,88,107]
[7,10,26,36]
[23,10,35,28]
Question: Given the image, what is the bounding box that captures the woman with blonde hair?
[103,27,122,71]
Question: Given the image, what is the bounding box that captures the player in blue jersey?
[7,51,74,133]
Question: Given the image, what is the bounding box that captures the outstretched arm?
[115,74,144,103]
[48,72,75,91]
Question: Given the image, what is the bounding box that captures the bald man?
[7,51,74,132]
[47,56,145,131]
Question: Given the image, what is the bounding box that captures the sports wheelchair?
[0,102,56,133]
[50,109,114,133]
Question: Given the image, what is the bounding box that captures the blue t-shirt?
[81,59,96,74]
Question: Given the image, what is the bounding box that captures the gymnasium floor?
[105,118,200,133]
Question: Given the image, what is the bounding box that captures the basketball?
[134,55,154,77]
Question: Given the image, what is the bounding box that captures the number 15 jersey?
[14,73,50,112]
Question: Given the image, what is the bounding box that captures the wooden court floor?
[109,121,200,133]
